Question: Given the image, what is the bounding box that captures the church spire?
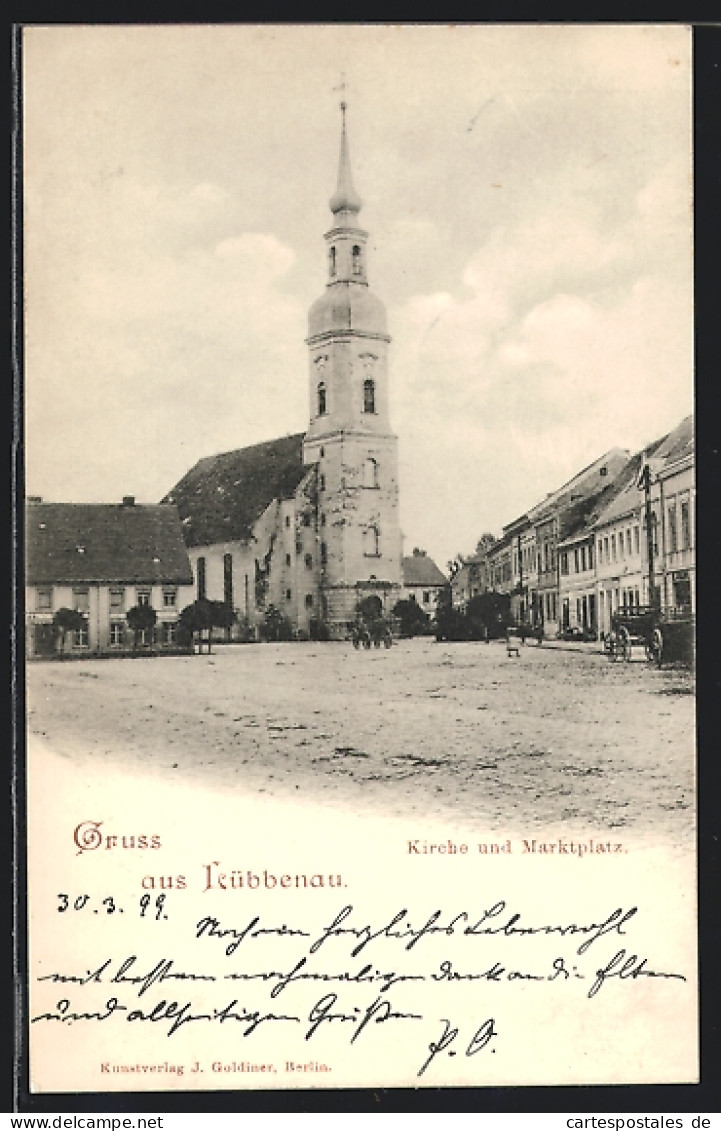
[329,98,362,218]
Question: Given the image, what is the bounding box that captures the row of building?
[451,415,694,639]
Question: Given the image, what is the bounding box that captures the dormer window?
[329,246,337,277]
[363,378,375,414]
[317,381,327,416]
[352,245,362,275]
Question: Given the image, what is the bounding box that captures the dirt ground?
[26,638,695,845]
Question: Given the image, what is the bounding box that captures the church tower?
[304,99,401,635]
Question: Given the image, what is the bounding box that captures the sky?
[22,24,693,570]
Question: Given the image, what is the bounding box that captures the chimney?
[122,495,135,507]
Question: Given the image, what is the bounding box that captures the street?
[27,637,694,845]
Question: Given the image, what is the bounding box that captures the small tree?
[126,604,158,650]
[260,603,293,643]
[392,598,430,638]
[179,599,237,653]
[52,607,87,655]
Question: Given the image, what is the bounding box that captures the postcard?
[20,23,696,1095]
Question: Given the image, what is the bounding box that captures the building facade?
[25,498,194,656]
[399,549,448,619]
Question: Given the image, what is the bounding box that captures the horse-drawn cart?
[605,605,694,667]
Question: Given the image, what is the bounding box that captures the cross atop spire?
[329,85,362,218]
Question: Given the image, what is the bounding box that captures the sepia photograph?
[20,23,696,1099]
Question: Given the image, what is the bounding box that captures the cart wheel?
[618,626,632,662]
[646,627,663,666]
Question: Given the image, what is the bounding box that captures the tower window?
[363,457,378,488]
[364,526,380,557]
[352,245,362,275]
[329,246,336,277]
[317,381,327,416]
[363,378,376,414]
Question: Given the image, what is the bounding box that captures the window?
[319,473,326,492]
[223,553,233,608]
[317,382,327,416]
[163,588,177,608]
[560,552,568,576]
[74,625,89,648]
[680,499,690,549]
[163,622,177,645]
[303,513,312,527]
[364,526,380,557]
[619,533,625,559]
[285,515,291,528]
[285,553,292,567]
[320,513,326,527]
[137,588,151,607]
[352,245,362,275]
[73,588,89,612]
[197,557,206,601]
[611,534,616,562]
[573,549,579,573]
[667,505,678,553]
[320,542,327,567]
[363,378,375,414]
[305,593,314,608]
[329,246,336,277]
[110,622,124,646]
[604,536,609,563]
[304,553,313,570]
[286,589,292,601]
[626,529,632,557]
[634,525,640,555]
[423,591,431,604]
[109,588,124,612]
[363,457,378,488]
[296,540,303,555]
[137,628,152,647]
[36,587,52,611]
[588,543,594,570]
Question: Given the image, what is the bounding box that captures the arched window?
[363,457,378,488]
[364,526,380,557]
[317,382,327,416]
[363,378,375,414]
[352,245,362,275]
[329,246,336,277]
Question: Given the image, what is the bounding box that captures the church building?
[163,102,403,639]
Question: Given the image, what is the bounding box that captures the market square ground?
[26,638,694,846]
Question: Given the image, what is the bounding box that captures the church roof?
[402,553,448,587]
[26,501,193,586]
[161,433,308,548]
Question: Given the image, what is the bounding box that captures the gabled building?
[163,101,402,639]
[25,497,194,656]
[591,415,694,636]
[527,448,630,636]
[399,549,448,618]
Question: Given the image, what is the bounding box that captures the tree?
[52,607,87,654]
[392,598,430,638]
[446,555,465,581]
[178,599,237,653]
[126,603,158,650]
[259,603,293,643]
[474,532,496,556]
